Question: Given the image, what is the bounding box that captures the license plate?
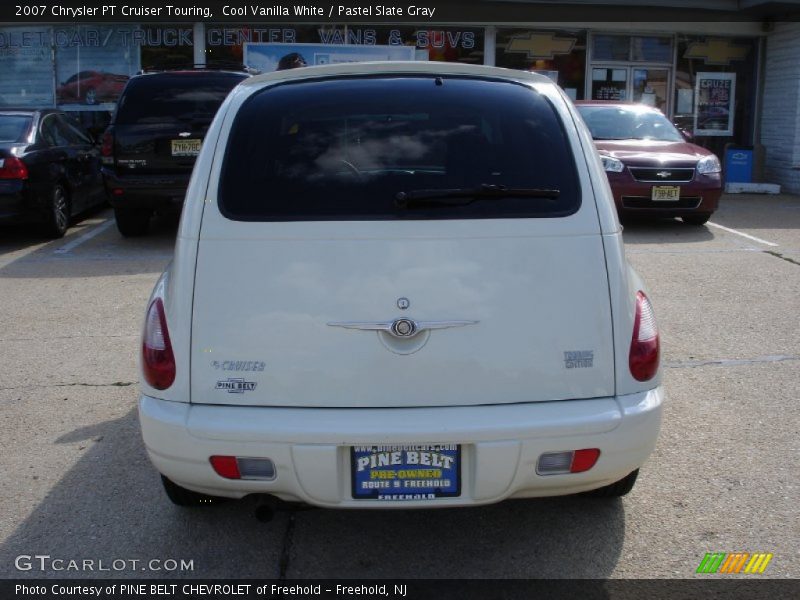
[351,444,461,500]
[171,139,201,157]
[651,185,680,201]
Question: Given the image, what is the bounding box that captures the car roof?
[239,61,556,90]
[575,100,661,112]
[132,70,250,79]
[0,108,43,114]
[0,108,61,117]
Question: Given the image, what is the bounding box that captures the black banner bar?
[2,1,800,24]
[4,579,800,600]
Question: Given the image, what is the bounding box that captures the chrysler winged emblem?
[656,171,672,178]
[327,318,477,339]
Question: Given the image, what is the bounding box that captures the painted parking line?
[53,219,116,255]
[706,221,779,247]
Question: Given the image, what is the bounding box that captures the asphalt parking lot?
[0,194,797,580]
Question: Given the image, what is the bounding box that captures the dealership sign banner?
[694,72,736,137]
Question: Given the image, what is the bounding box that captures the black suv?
[101,69,249,236]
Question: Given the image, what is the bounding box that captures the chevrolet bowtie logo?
[684,39,749,66]
[505,33,576,59]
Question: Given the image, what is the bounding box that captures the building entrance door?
[591,66,671,113]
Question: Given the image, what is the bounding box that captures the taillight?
[0,156,29,180]
[142,298,176,390]
[100,129,113,164]
[537,448,601,475]
[210,456,276,480]
[629,291,660,381]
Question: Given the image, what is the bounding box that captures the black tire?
[42,184,70,239]
[583,469,639,498]
[114,206,150,237]
[682,214,711,226]
[161,475,228,507]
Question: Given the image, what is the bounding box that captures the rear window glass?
[115,73,247,126]
[218,76,580,221]
[0,115,32,142]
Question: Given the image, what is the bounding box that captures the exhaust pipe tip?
[255,504,275,522]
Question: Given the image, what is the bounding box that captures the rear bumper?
[0,181,40,223]
[102,167,189,211]
[139,387,664,507]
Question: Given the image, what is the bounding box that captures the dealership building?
[2,0,800,191]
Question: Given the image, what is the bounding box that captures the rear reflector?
[210,456,276,480]
[629,291,660,381]
[210,456,240,479]
[537,449,600,475]
[570,448,601,473]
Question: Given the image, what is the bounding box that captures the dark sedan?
[576,101,722,225]
[0,109,105,238]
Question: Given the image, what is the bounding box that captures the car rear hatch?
[190,75,614,408]
[112,72,247,175]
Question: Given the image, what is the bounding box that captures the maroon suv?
[576,101,722,225]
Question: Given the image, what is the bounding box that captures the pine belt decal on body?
[215,378,257,394]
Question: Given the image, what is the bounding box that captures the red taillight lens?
[210,456,241,479]
[101,130,113,156]
[142,298,176,390]
[0,156,29,180]
[629,291,660,381]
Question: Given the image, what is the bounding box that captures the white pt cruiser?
[138,62,663,509]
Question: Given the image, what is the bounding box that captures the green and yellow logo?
[697,552,773,574]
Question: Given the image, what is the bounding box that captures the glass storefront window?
[0,27,55,107]
[591,67,627,101]
[593,34,672,63]
[632,68,669,111]
[366,26,484,63]
[207,25,483,70]
[496,29,586,100]
[54,26,140,110]
[674,35,758,151]
[206,25,321,67]
[631,36,673,62]
[592,35,629,61]
[140,26,194,70]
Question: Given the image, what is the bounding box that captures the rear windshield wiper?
[395,184,560,209]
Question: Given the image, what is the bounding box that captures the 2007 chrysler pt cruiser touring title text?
[138,62,664,509]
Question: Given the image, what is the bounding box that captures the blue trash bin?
[725,147,753,184]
